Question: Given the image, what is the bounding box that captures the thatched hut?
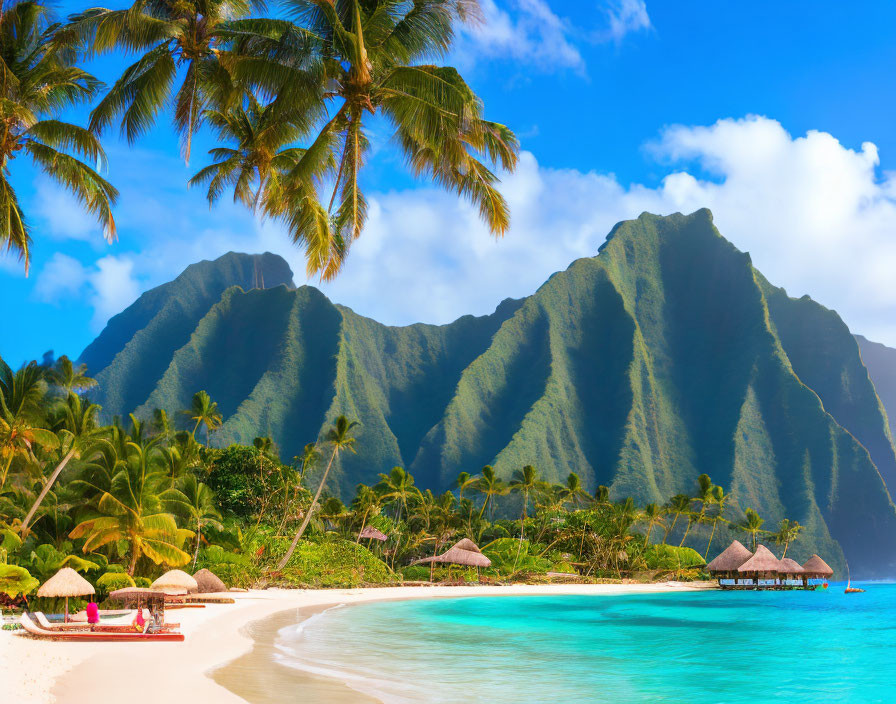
[802,555,834,583]
[152,569,198,593]
[737,545,783,588]
[193,569,227,594]
[37,568,95,622]
[359,526,388,542]
[778,557,805,587]
[706,540,752,586]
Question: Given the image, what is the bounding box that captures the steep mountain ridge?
[79,210,896,575]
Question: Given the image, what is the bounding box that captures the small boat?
[845,563,865,594]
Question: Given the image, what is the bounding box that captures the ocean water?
[274,586,894,703]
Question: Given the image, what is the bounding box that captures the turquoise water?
[274,586,894,703]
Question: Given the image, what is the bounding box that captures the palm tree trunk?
[782,542,789,559]
[664,513,680,545]
[277,446,339,569]
[0,454,14,492]
[20,448,76,536]
[703,520,717,560]
[678,518,692,547]
[128,545,139,576]
[478,493,490,521]
[192,519,201,571]
[356,510,368,545]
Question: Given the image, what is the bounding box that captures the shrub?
[644,544,706,571]
[483,538,552,576]
[96,572,135,596]
[0,564,39,598]
[133,577,152,588]
[272,538,394,588]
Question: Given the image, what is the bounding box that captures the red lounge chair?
[20,613,184,642]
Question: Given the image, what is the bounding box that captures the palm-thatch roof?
[37,568,95,598]
[802,554,834,577]
[737,544,782,573]
[778,558,804,574]
[706,540,752,573]
[359,526,388,541]
[413,539,492,568]
[193,568,227,594]
[109,587,169,604]
[152,569,198,592]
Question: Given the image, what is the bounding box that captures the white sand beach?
[1,582,715,704]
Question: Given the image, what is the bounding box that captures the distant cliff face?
[79,211,896,576]
[857,335,896,442]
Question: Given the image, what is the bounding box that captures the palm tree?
[375,466,420,523]
[593,485,610,507]
[773,518,802,558]
[19,392,105,536]
[739,507,765,550]
[474,465,506,520]
[641,503,664,545]
[351,483,380,544]
[703,484,732,560]
[508,465,540,540]
[70,440,192,574]
[68,0,274,162]
[183,390,223,447]
[0,360,58,492]
[191,94,323,213]
[295,442,320,484]
[162,474,223,570]
[561,472,589,510]
[452,470,477,503]
[0,1,118,272]
[277,415,359,568]
[663,494,691,545]
[47,356,96,395]
[234,0,520,280]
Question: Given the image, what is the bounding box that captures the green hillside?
[857,334,896,442]
[79,210,896,575]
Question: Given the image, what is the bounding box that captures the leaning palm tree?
[162,474,223,570]
[183,390,223,447]
[236,0,519,280]
[773,518,802,558]
[277,415,359,568]
[68,0,277,162]
[474,465,506,521]
[0,1,118,272]
[663,494,691,545]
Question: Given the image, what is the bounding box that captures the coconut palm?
[663,494,691,545]
[69,440,192,574]
[162,474,223,569]
[703,484,732,560]
[277,415,359,568]
[474,465,506,520]
[452,470,477,503]
[351,483,380,544]
[238,0,519,280]
[47,356,96,396]
[739,507,765,551]
[295,441,319,484]
[641,502,664,545]
[68,0,278,162]
[773,518,802,558]
[19,392,106,536]
[0,1,117,271]
[375,465,420,523]
[183,390,223,447]
[508,465,540,540]
[560,472,589,510]
[593,484,610,507]
[0,360,58,493]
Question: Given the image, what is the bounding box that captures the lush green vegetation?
[80,211,896,576]
[1,356,817,605]
[1,0,518,279]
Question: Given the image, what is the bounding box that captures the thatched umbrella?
[737,544,783,586]
[109,587,171,604]
[802,554,834,578]
[413,538,492,579]
[37,568,95,622]
[193,568,227,594]
[706,540,752,576]
[152,569,198,593]
[359,526,388,542]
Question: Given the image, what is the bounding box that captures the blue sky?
[5,0,896,367]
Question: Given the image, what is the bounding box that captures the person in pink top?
[86,602,99,628]
[133,608,146,632]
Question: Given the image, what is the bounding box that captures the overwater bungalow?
[707,541,834,590]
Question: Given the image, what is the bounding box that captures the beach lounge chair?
[19,613,184,641]
[34,612,93,631]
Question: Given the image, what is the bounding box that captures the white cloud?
[88,256,140,329]
[457,0,585,72]
[33,253,87,302]
[602,0,651,42]
[34,179,101,241]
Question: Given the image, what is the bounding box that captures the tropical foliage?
[0,353,805,601]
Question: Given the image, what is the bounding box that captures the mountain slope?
[79,212,896,575]
[857,334,896,441]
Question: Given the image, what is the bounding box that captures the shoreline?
[2,581,716,704]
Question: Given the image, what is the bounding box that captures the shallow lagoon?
[274,586,890,703]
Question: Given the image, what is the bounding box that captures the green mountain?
[79,210,896,575]
[856,335,896,441]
